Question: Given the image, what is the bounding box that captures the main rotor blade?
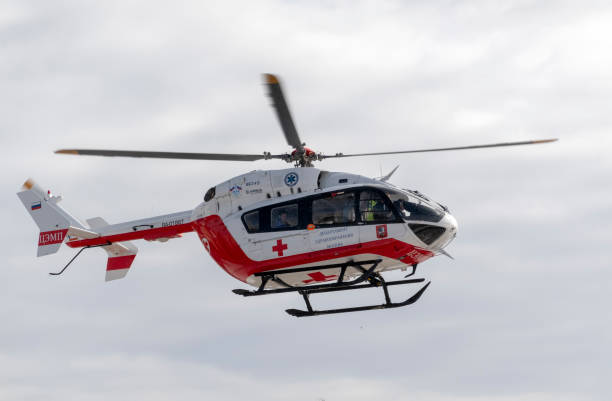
[320,139,558,159]
[263,74,303,149]
[55,149,283,161]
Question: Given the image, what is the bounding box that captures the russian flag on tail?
[31,202,41,210]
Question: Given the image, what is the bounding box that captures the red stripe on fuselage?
[66,223,194,248]
[192,215,433,283]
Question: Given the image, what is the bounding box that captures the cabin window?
[243,211,260,232]
[359,190,395,222]
[270,204,299,229]
[312,192,355,225]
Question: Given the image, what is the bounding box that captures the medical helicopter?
[17,74,557,317]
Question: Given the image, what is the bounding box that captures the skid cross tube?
[253,259,382,277]
[299,277,425,295]
[232,259,382,297]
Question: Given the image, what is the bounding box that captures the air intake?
[408,224,446,245]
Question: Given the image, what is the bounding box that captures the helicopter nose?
[438,212,458,249]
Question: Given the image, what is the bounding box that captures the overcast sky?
[1,1,611,400]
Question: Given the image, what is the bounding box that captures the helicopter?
[17,74,557,317]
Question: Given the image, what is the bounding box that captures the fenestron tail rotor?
[55,74,558,166]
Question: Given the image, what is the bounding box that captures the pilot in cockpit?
[393,200,410,219]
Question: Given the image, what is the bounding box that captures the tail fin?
[17,179,85,257]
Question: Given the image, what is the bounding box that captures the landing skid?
[232,259,430,317]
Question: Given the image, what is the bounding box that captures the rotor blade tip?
[55,149,78,155]
[263,73,279,84]
[535,138,559,144]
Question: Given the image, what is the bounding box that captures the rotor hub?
[288,146,321,167]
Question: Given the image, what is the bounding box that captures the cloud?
[1,1,611,400]
[0,352,596,401]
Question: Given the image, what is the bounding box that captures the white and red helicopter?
[18,74,556,317]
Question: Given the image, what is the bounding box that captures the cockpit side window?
[384,189,444,223]
[358,189,396,223]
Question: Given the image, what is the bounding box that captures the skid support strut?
[232,259,431,317]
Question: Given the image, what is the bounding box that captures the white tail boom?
[17,179,194,281]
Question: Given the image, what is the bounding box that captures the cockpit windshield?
[384,188,444,223]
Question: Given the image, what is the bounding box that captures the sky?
[1,0,611,400]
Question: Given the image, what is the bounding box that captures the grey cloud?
[1,1,611,400]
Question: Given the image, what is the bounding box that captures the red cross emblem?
[272,239,288,256]
[303,272,337,284]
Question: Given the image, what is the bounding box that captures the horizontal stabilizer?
[66,226,99,241]
[86,217,109,229]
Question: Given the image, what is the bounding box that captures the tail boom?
[18,178,195,281]
[65,218,194,248]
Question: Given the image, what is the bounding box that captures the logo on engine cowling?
[284,172,298,187]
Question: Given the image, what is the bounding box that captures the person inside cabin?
[372,199,387,220]
[273,204,298,229]
[342,203,354,223]
[278,211,290,228]
[393,199,410,219]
